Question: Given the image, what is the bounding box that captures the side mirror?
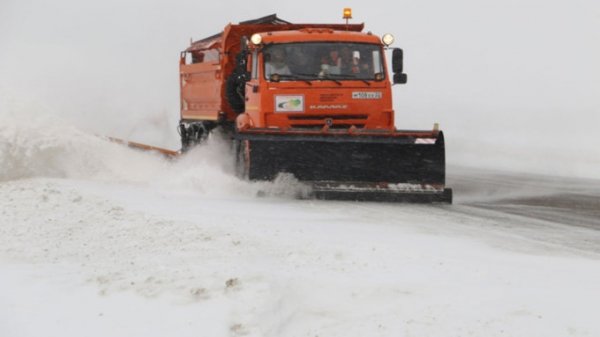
[392,48,403,74]
[391,48,407,85]
[393,73,407,84]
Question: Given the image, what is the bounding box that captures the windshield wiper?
[318,73,342,86]
[294,72,343,85]
[326,73,371,86]
[274,74,313,85]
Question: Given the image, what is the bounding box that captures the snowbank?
[1,176,600,337]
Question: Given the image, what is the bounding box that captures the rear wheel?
[178,121,215,152]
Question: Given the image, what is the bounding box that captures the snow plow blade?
[236,130,452,203]
[108,137,180,158]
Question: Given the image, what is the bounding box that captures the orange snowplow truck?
[178,13,452,203]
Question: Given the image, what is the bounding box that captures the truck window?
[187,49,220,64]
[263,42,384,81]
[191,51,204,64]
[372,50,382,76]
[251,50,258,79]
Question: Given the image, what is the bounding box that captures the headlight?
[382,33,394,46]
[250,34,262,45]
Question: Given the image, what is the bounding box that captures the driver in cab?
[265,48,291,77]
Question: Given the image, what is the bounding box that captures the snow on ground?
[1,119,600,337]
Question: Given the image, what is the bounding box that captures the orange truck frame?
[177,13,452,203]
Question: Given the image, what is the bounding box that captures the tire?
[179,121,213,152]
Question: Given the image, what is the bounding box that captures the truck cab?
[237,29,396,132]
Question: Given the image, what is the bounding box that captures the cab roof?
[258,29,382,44]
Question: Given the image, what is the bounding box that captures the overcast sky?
[1,0,599,178]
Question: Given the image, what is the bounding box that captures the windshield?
[263,42,384,81]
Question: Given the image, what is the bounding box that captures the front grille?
[289,124,366,130]
[287,114,368,130]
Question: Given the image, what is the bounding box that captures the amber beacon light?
[343,8,352,23]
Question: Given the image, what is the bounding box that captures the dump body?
[178,15,452,203]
